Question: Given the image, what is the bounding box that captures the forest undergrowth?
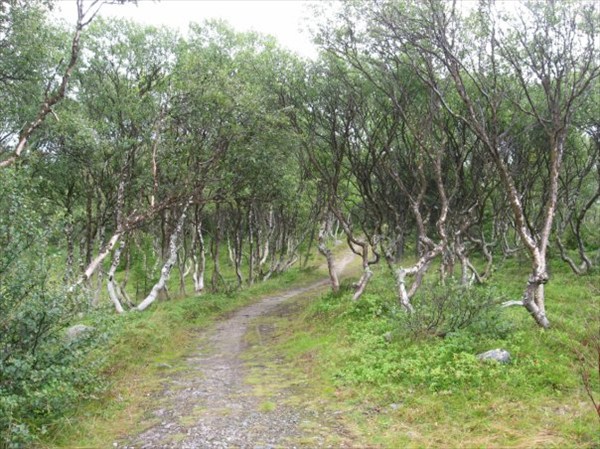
[246,257,600,448]
[37,250,600,449]
[29,256,325,449]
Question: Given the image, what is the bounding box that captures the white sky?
[54,0,325,59]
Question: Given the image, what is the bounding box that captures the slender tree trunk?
[394,227,405,262]
[85,189,94,265]
[503,250,550,328]
[121,242,131,291]
[192,220,206,293]
[136,199,192,311]
[64,218,74,282]
[78,236,86,274]
[119,241,134,307]
[177,236,189,297]
[394,268,415,313]
[352,251,372,301]
[234,226,244,288]
[227,237,235,266]
[387,243,442,313]
[468,232,494,281]
[556,236,585,276]
[247,207,255,285]
[0,0,95,168]
[72,230,121,291]
[107,240,126,314]
[160,209,168,259]
[556,175,599,274]
[92,226,106,306]
[259,206,274,273]
[211,205,223,291]
[495,137,563,329]
[303,222,316,268]
[318,224,340,293]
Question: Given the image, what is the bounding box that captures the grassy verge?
[40,260,326,449]
[243,257,600,448]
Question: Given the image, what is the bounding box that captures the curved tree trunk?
[107,240,126,314]
[318,224,340,293]
[136,199,192,311]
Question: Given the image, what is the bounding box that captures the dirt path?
[120,254,356,449]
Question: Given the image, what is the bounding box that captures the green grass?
[39,258,327,449]
[243,257,600,448]
[39,247,600,448]
[258,401,277,412]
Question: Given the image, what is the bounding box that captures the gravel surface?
[119,255,355,449]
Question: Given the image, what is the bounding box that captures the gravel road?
[119,254,357,449]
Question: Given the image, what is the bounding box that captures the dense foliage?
[0,0,598,446]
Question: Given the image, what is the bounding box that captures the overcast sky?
[54,0,325,58]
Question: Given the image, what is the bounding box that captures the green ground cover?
[250,258,599,448]
[39,255,324,449]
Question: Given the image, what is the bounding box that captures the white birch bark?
[0,0,106,168]
[318,224,340,293]
[259,207,274,269]
[352,265,373,302]
[192,220,206,293]
[394,268,415,313]
[107,240,126,313]
[227,237,235,266]
[70,232,122,292]
[136,198,192,311]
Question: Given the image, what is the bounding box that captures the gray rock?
[383,332,393,343]
[477,348,511,364]
[66,324,94,341]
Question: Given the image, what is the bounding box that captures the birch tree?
[0,0,135,168]
[388,0,599,327]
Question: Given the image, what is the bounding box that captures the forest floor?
[53,249,598,449]
[118,253,362,449]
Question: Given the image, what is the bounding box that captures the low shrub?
[335,328,507,393]
[398,281,510,339]
[320,277,514,393]
[0,282,106,448]
[0,169,106,448]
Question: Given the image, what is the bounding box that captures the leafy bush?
[0,274,105,447]
[392,334,505,392]
[398,281,509,339]
[315,277,513,393]
[0,169,105,447]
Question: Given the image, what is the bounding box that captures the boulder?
[477,348,511,364]
[66,324,94,341]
